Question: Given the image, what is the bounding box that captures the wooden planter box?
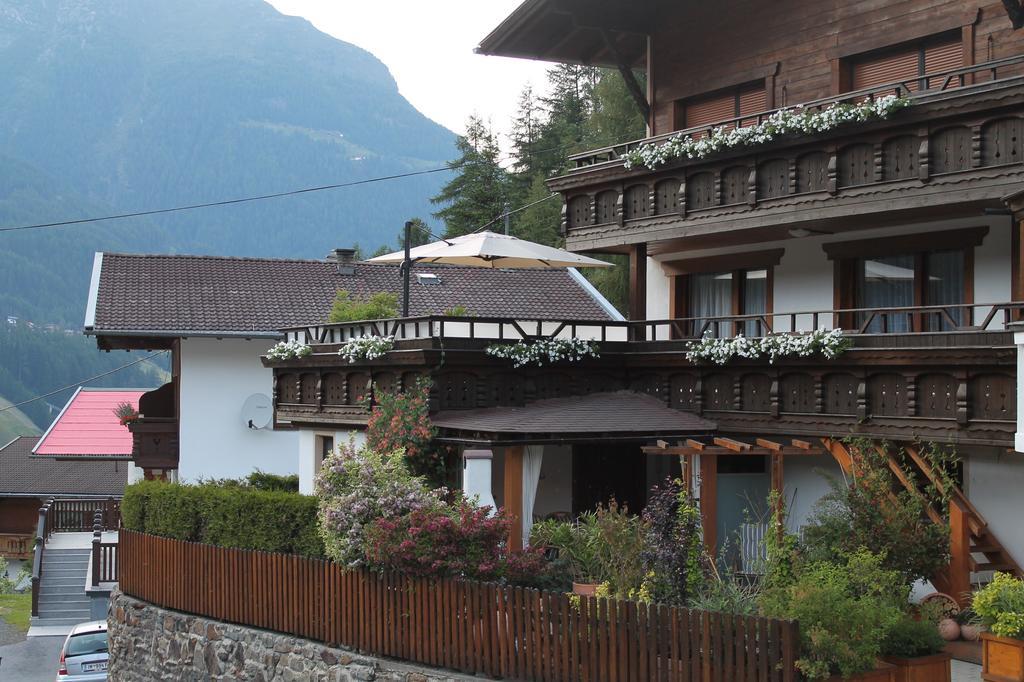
[983,632,1024,682]
[826,661,896,682]
[881,652,951,682]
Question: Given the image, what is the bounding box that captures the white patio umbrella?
[369,226,613,316]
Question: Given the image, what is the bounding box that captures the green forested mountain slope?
[0,0,455,326]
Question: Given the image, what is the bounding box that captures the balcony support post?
[698,454,718,556]
[503,445,525,551]
[629,243,647,322]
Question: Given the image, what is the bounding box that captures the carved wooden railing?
[279,302,1024,348]
[0,533,33,560]
[566,55,1024,171]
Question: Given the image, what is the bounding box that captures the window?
[314,434,334,478]
[849,32,962,94]
[677,82,767,131]
[854,250,967,332]
[687,269,770,337]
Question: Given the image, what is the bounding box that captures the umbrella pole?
[402,220,412,317]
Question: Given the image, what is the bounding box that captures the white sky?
[266,0,552,149]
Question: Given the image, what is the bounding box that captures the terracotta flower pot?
[938,618,961,641]
[825,661,896,681]
[981,632,1024,682]
[881,652,951,682]
[572,582,600,597]
[961,624,982,642]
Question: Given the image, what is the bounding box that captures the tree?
[397,218,433,250]
[431,116,508,238]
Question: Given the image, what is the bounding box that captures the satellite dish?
[240,393,273,430]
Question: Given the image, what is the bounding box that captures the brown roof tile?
[432,391,716,438]
[0,436,129,497]
[89,253,617,336]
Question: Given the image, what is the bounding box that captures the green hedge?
[121,480,324,558]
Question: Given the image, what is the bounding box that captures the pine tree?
[395,217,433,250]
[431,116,508,238]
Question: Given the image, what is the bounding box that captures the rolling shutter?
[924,39,963,88]
[684,93,736,128]
[852,49,919,90]
[738,85,768,127]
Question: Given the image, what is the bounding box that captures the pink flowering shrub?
[315,441,443,568]
[367,379,449,486]
[365,499,556,585]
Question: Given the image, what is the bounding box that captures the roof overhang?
[476,0,651,68]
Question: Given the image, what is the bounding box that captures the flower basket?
[825,661,896,682]
[572,582,600,597]
[982,632,1024,682]
[881,652,951,682]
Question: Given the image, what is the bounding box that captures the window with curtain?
[854,251,966,332]
[688,269,769,337]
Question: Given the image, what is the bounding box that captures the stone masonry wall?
[108,589,481,682]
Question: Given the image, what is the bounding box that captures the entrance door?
[572,444,647,516]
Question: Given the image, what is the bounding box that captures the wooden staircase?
[822,438,1023,606]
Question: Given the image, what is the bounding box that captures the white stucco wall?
[178,337,298,481]
[645,215,1013,330]
[781,453,844,532]
[298,428,366,494]
[965,447,1024,569]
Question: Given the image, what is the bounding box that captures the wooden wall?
[0,497,42,534]
[649,1,1024,135]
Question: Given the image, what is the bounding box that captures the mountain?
[0,0,456,326]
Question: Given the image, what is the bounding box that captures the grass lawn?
[0,593,32,633]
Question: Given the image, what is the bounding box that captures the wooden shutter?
[684,93,736,128]
[924,38,963,88]
[852,49,919,91]
[738,86,767,127]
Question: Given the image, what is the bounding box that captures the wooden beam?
[770,452,785,537]
[643,445,823,457]
[599,29,651,122]
[628,243,647,321]
[699,454,718,556]
[503,446,525,551]
[756,438,783,452]
[685,438,705,451]
[791,439,813,450]
[679,454,693,494]
[713,437,752,452]
[948,499,972,608]
[1002,0,1024,29]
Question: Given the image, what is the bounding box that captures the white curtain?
[690,272,733,337]
[521,445,544,545]
[926,251,965,328]
[857,255,915,332]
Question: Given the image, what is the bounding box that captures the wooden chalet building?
[264,0,1024,602]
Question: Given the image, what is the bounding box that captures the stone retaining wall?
[108,589,480,681]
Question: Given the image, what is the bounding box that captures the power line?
[472,194,559,234]
[0,350,169,413]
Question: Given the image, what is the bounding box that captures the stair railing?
[30,498,55,618]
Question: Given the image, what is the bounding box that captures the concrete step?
[31,616,95,627]
[39,594,90,604]
[41,568,88,577]
[37,608,92,620]
[43,577,87,588]
[40,587,88,597]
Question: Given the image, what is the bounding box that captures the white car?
[56,620,108,681]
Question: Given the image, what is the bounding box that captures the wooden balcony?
[547,56,1024,252]
[267,303,1019,448]
[127,418,179,470]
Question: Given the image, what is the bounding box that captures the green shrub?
[245,470,299,493]
[121,480,324,558]
[760,549,907,680]
[881,614,945,658]
[974,572,1024,639]
[328,289,398,322]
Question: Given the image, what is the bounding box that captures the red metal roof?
[33,388,145,458]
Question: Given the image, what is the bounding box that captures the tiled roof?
[88,252,617,336]
[432,391,716,437]
[33,388,143,458]
[0,436,129,497]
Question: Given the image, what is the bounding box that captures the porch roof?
[432,391,715,444]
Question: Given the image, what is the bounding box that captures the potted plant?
[112,401,139,426]
[975,572,1024,682]
[529,513,604,596]
[881,613,952,682]
[958,608,983,642]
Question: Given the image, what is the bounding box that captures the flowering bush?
[485,337,599,368]
[685,328,851,365]
[365,500,508,579]
[316,442,443,567]
[623,96,910,170]
[266,340,313,361]
[338,335,394,362]
[367,379,448,486]
[641,479,704,606]
[973,572,1024,639]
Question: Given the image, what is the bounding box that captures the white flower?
[623,97,910,170]
[338,335,394,362]
[266,340,313,361]
[486,338,599,368]
[685,329,851,365]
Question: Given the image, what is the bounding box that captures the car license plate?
[82,661,107,672]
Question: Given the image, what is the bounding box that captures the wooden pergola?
[642,437,824,554]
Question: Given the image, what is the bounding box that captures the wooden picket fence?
[119,530,799,682]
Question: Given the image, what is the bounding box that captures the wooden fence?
[49,498,120,533]
[120,531,798,681]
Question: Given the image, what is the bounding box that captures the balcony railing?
[280,301,1024,349]
[566,55,1024,171]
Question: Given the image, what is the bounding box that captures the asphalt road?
[0,635,63,682]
